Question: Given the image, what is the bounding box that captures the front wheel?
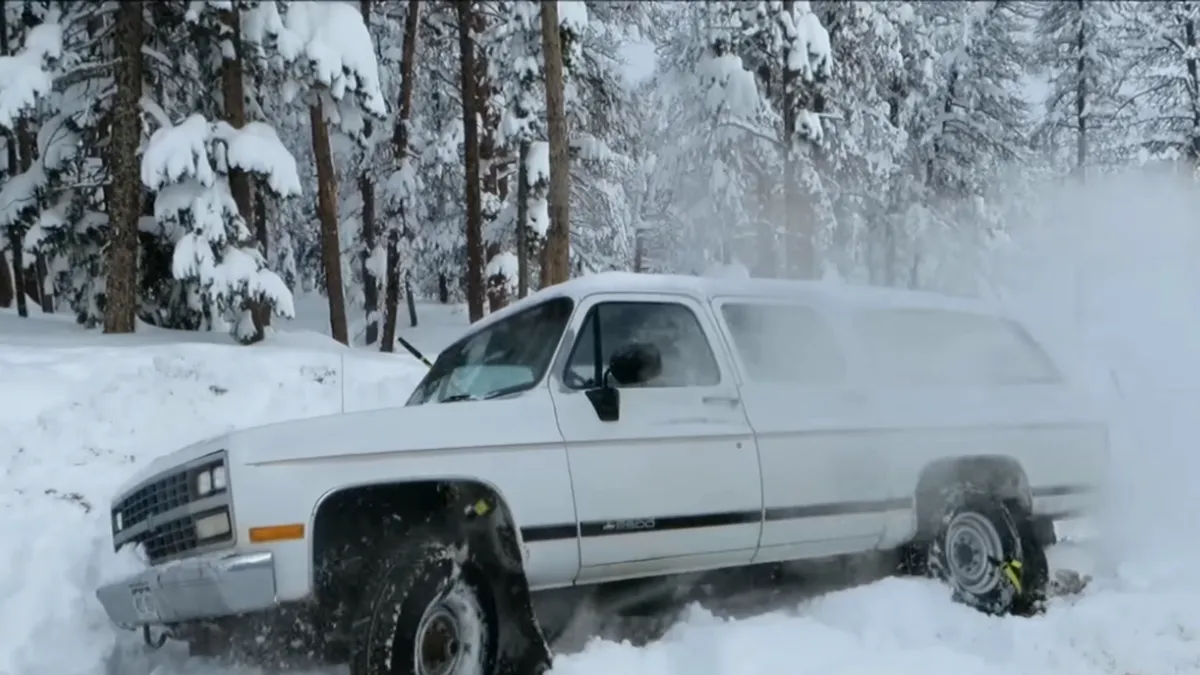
[351,531,497,675]
[927,486,1048,616]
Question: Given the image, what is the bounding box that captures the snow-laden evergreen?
[141,113,301,342]
[2,0,1197,342]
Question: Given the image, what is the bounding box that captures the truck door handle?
[703,395,741,407]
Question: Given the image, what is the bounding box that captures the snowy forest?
[0,0,1193,348]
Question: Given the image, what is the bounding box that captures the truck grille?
[111,452,233,564]
[112,472,192,531]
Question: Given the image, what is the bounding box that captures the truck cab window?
[407,298,575,405]
[564,301,720,389]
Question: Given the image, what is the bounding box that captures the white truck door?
[548,292,763,584]
[712,297,894,563]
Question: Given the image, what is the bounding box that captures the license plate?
[129,583,161,622]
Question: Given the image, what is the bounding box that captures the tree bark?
[539,0,571,287]
[104,0,144,334]
[219,7,265,341]
[14,118,51,313]
[472,8,507,313]
[359,172,379,344]
[0,249,12,308]
[1073,0,1087,177]
[310,101,349,345]
[405,280,418,327]
[1,8,26,317]
[16,119,40,314]
[35,253,52,312]
[380,0,422,352]
[457,1,486,322]
[357,0,380,346]
[516,140,531,298]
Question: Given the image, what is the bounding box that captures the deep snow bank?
[0,320,427,675]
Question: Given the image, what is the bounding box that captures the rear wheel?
[926,485,1048,616]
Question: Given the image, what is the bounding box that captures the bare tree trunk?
[405,279,418,327]
[516,140,531,298]
[539,0,571,287]
[0,250,12,308]
[0,8,26,317]
[780,0,802,278]
[310,101,349,345]
[35,254,52,312]
[16,120,41,314]
[473,9,507,313]
[104,0,144,334]
[359,173,379,344]
[219,7,265,342]
[1187,18,1200,164]
[1074,0,1087,177]
[380,0,421,352]
[357,0,380,346]
[457,1,486,323]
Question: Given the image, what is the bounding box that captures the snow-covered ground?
[9,175,1200,675]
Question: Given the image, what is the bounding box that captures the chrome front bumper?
[95,551,278,628]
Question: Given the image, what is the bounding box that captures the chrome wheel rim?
[412,579,486,675]
[416,604,462,675]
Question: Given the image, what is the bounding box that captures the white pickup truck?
[96,272,1107,675]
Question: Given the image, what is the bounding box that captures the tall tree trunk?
[0,249,12,308]
[0,9,26,317]
[1185,18,1200,164]
[457,1,486,323]
[516,140,531,298]
[358,0,380,346]
[405,280,418,327]
[35,254,52,312]
[1074,0,1087,177]
[473,9,507,313]
[780,0,802,278]
[219,7,265,342]
[16,119,40,313]
[539,0,571,287]
[310,100,349,345]
[104,0,144,334]
[380,0,422,352]
[359,172,379,344]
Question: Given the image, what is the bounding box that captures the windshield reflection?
[406,297,575,405]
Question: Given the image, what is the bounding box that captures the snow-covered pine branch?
[246,0,388,139]
[0,9,62,130]
[141,113,302,342]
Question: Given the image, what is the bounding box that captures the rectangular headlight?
[195,511,231,541]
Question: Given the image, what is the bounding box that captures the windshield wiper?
[482,384,532,400]
[439,384,531,404]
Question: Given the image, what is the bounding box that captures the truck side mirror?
[584,343,662,422]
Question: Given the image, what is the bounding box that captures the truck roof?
[458,272,1011,344]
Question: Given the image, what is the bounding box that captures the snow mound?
[554,577,1200,675]
[0,319,426,675]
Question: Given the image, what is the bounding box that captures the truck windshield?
[406,297,575,406]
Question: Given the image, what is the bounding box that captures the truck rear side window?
[719,302,847,384]
[854,308,1061,386]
